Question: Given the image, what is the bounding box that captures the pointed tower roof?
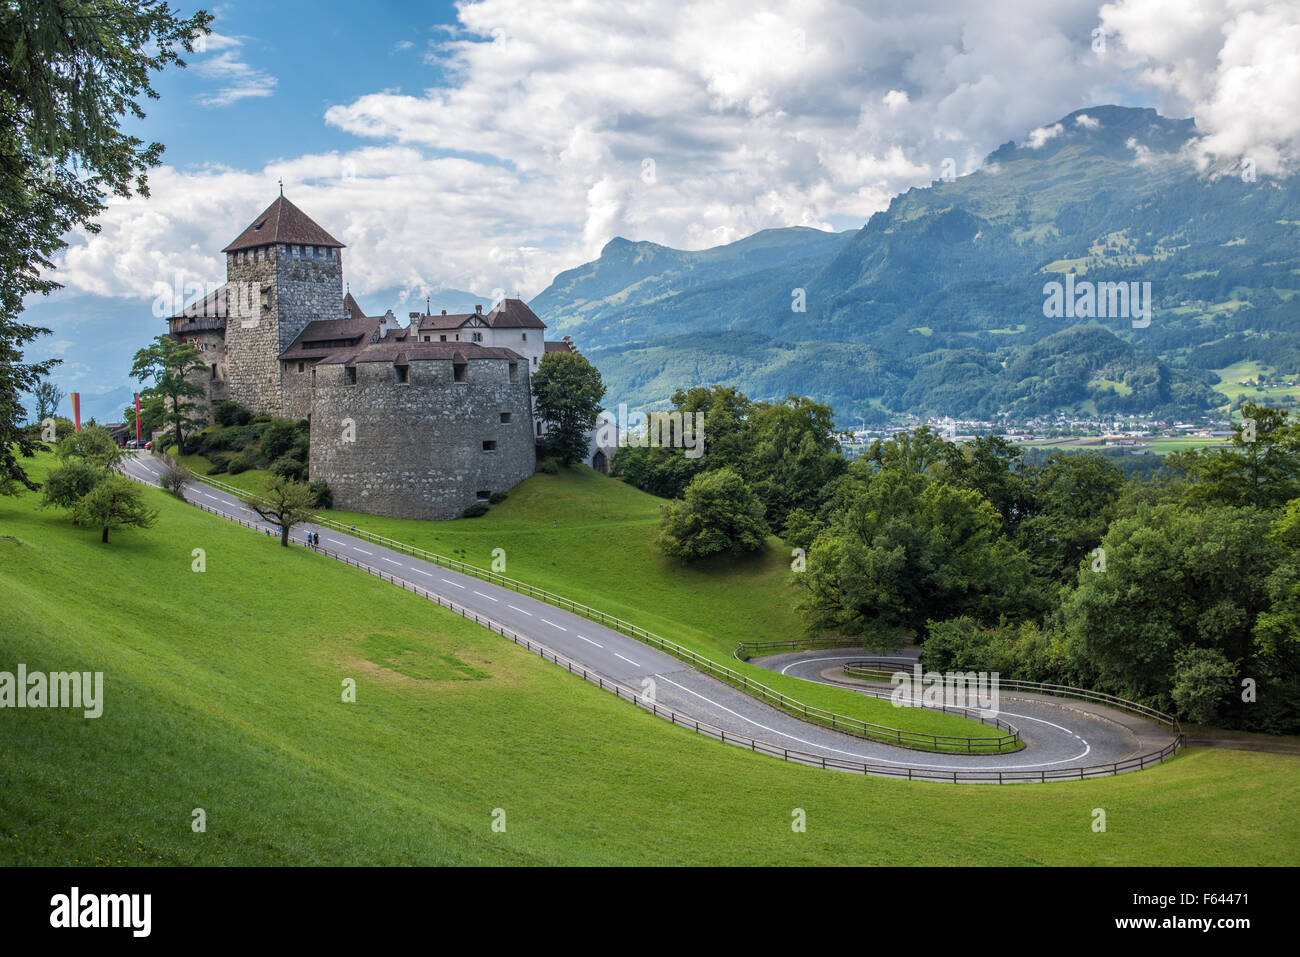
[222,195,345,253]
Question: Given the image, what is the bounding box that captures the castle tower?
[221,194,345,416]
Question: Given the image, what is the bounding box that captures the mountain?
[531,105,1300,422]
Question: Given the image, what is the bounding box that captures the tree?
[797,472,1037,642]
[39,424,125,513]
[1016,451,1124,583]
[1062,504,1278,714]
[1170,647,1237,725]
[0,1,211,491]
[72,474,157,543]
[57,423,124,470]
[242,475,316,547]
[532,352,605,466]
[1165,404,1300,509]
[130,335,206,453]
[31,380,64,421]
[40,460,105,511]
[657,467,768,561]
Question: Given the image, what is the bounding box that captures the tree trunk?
[280,524,289,547]
[101,526,109,543]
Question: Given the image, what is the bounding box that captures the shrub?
[461,503,490,518]
[206,459,229,475]
[271,454,306,481]
[212,400,253,427]
[308,480,333,509]
[488,491,508,504]
[536,457,560,475]
[160,461,190,498]
[227,454,253,475]
[261,422,299,462]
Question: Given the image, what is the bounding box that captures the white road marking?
[441,578,466,589]
[325,538,347,545]
[779,654,913,676]
[507,604,532,616]
[381,557,402,566]
[473,590,499,602]
[577,634,603,648]
[410,568,434,577]
[539,618,566,631]
[654,675,1090,770]
[354,548,374,556]
[615,653,641,666]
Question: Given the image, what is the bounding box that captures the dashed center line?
[441,578,466,589]
[577,634,603,648]
[380,557,402,566]
[614,653,641,667]
[507,604,532,616]
[354,548,374,556]
[539,618,566,631]
[473,590,499,602]
[410,568,434,577]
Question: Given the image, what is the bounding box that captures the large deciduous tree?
[131,335,206,453]
[657,467,768,562]
[531,352,606,466]
[0,0,210,490]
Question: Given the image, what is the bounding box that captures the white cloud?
[192,32,277,107]
[1075,113,1100,129]
[43,0,1300,309]
[1026,123,1065,148]
[1100,0,1300,173]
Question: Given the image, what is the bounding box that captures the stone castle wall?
[310,358,535,520]
[221,247,342,417]
[280,361,315,422]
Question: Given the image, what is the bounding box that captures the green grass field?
[170,454,1012,744]
[2,453,1297,865]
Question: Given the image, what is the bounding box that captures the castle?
[166,194,582,520]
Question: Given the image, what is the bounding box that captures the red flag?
[71,392,81,432]
[135,393,141,443]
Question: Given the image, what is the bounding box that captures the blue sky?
[21,0,1300,424]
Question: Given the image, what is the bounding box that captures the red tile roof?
[223,196,345,253]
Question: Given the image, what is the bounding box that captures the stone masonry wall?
[280,360,316,422]
[222,246,342,417]
[309,357,535,520]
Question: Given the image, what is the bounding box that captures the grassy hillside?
[1,454,1297,865]
[171,456,1002,741]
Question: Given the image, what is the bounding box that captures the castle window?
[211,364,217,380]
[476,490,491,501]
[522,333,527,341]
[345,367,357,385]
[422,336,430,342]
[472,332,483,342]
[509,362,518,383]
[537,421,542,436]
[298,361,305,372]
[439,335,447,342]
[453,361,468,384]
[499,412,512,424]
[532,356,538,367]
[482,441,497,452]
[395,364,409,384]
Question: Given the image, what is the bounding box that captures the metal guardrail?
[842,659,1184,734]
[130,469,1187,782]
[140,452,1020,755]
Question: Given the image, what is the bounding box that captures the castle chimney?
[475,304,482,315]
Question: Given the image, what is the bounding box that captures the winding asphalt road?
[123,452,1177,779]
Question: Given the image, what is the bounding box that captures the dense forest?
[616,389,1300,733]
